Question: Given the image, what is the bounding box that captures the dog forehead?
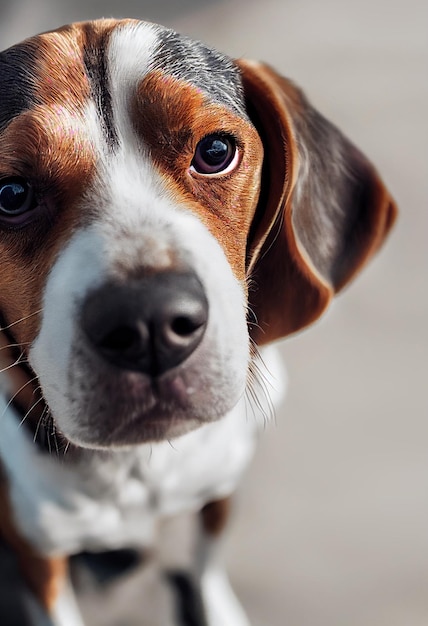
[145,26,246,115]
[0,19,245,130]
[107,21,246,120]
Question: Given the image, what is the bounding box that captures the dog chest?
[0,395,259,556]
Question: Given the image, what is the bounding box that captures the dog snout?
[81,271,208,376]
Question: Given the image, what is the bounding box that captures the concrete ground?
[1,1,427,625]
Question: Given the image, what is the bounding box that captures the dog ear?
[238,60,397,345]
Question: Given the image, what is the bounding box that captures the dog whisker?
[0,308,43,331]
[0,341,32,351]
[63,441,72,457]
[245,344,276,428]
[0,357,27,375]
[46,416,53,456]
[51,420,60,457]
[245,302,266,338]
[33,405,50,444]
[0,375,39,422]
[18,396,45,429]
[245,382,265,425]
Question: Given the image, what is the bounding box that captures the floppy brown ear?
[238,60,398,345]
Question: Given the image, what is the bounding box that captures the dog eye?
[191,135,238,175]
[0,178,35,216]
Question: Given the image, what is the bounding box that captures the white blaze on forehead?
[106,21,160,142]
[88,20,170,229]
[75,21,172,242]
[108,20,160,79]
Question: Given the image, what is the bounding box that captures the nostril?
[98,325,145,355]
[171,315,204,337]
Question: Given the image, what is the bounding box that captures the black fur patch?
[0,43,38,133]
[166,570,208,626]
[0,540,35,626]
[71,549,143,586]
[153,28,247,118]
[82,24,119,151]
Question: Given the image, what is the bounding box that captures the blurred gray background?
[1,1,427,625]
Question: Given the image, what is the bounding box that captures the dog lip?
[85,377,202,446]
[107,367,198,407]
[89,369,200,424]
[152,373,196,404]
[89,364,195,411]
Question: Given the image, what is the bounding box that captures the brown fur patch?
[133,70,264,282]
[0,20,142,348]
[0,469,67,610]
[0,25,104,347]
[238,60,397,343]
[200,497,231,537]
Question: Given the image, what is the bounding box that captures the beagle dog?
[0,18,397,626]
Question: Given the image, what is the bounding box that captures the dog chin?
[44,346,246,449]
[47,376,244,450]
[60,412,204,450]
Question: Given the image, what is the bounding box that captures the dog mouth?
[96,370,204,437]
[2,340,209,450]
[21,320,246,451]
[43,357,230,449]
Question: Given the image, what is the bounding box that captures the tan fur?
[133,70,264,282]
[201,497,232,537]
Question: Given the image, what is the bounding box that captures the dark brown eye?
[191,135,238,175]
[0,178,35,216]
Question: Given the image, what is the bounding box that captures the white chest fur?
[0,347,285,557]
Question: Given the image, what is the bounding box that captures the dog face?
[0,19,397,449]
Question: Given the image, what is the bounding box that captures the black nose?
[81,271,208,376]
